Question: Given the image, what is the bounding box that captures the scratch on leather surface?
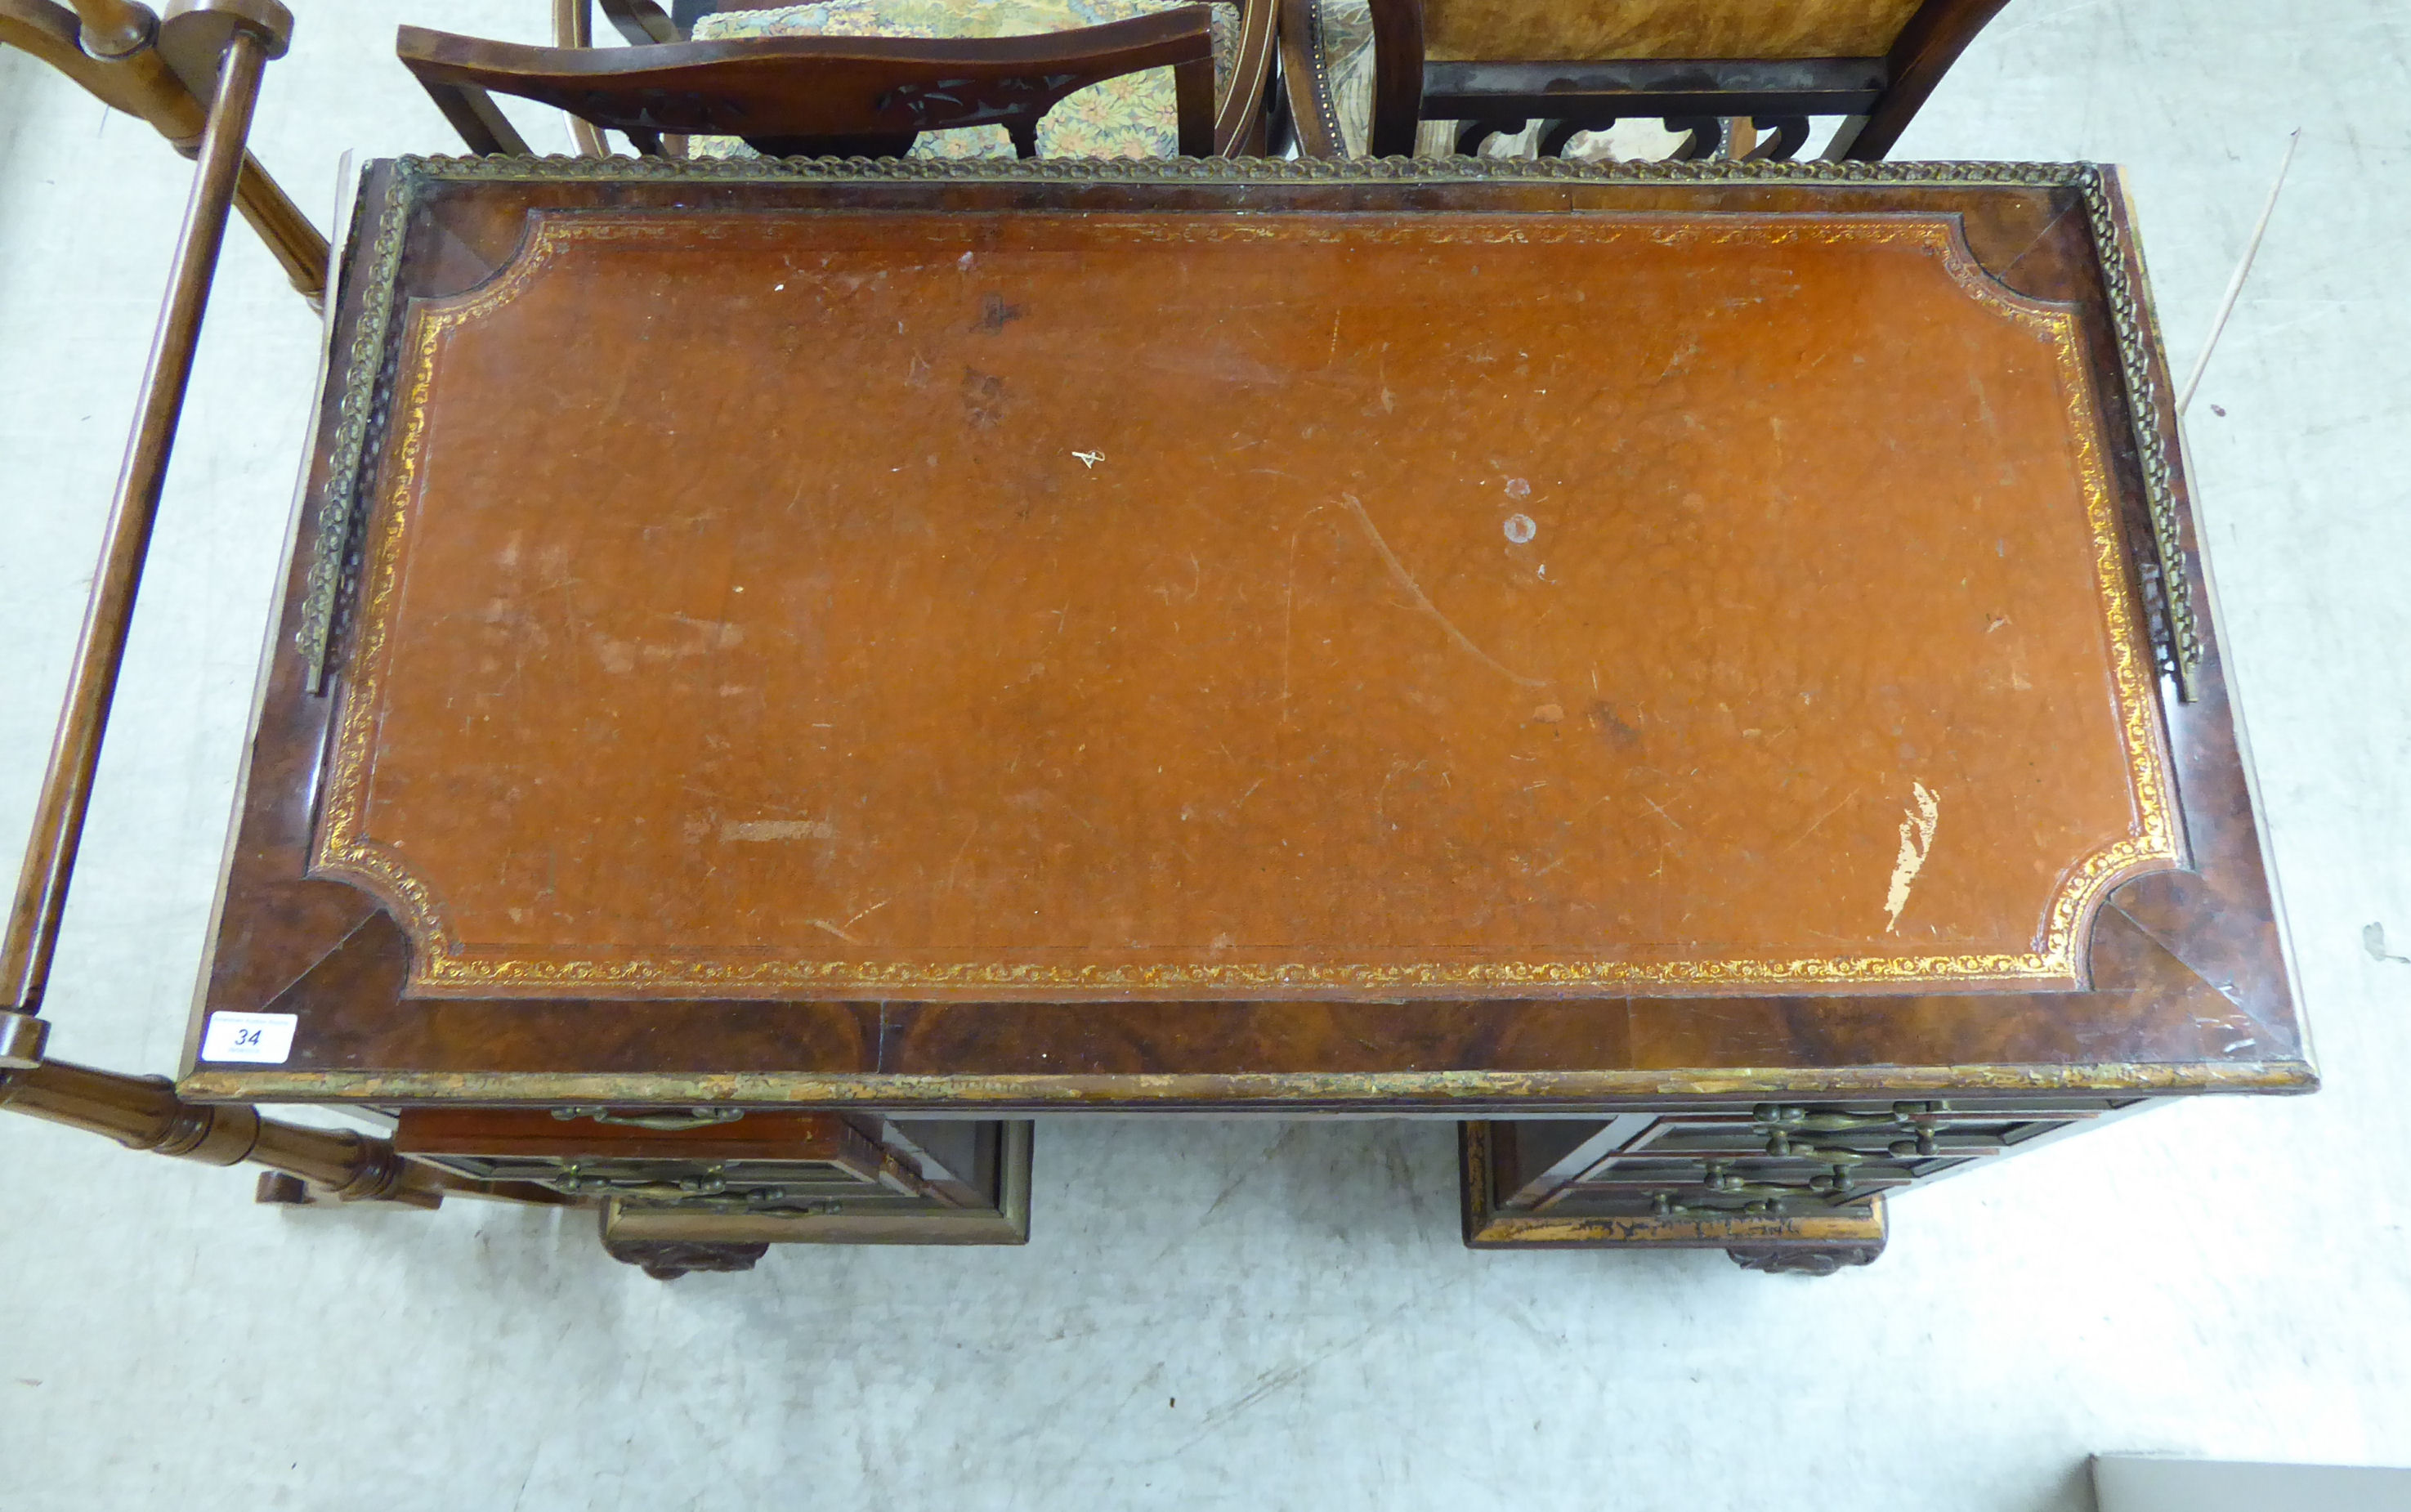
[1337,492,1545,688]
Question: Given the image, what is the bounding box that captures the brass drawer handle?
[1765,1130,1945,1161]
[637,1193,838,1218]
[548,1162,839,1216]
[551,1106,745,1131]
[1752,1101,1948,1134]
[552,1164,732,1198]
[1650,1161,1863,1216]
[1762,1131,1883,1162]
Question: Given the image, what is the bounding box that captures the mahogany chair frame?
[1281,0,2010,159]
[552,0,1281,156]
[400,9,1233,163]
[0,0,328,300]
[0,0,567,1212]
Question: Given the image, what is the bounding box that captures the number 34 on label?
[199,1011,297,1064]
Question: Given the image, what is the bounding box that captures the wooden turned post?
[0,1057,574,1209]
[0,2,570,1225]
[1,2,277,1020]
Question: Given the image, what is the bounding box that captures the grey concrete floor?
[3,3,2408,1509]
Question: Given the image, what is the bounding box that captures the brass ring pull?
[549,1106,745,1131]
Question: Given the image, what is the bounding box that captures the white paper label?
[199,1011,297,1064]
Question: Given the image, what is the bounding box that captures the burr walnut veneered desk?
[182,156,2310,1277]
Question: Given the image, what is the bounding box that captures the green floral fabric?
[691,0,1236,158]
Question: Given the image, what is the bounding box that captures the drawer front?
[1494,1098,2144,1219]
[449,1155,924,1216]
[393,1107,965,1216]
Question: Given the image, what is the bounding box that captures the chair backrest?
[1328,0,2009,159]
[1420,0,1930,67]
[398,15,1219,160]
[560,0,1283,159]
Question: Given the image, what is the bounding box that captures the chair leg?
[1821,114,1872,160]
[1744,116,1810,162]
[1214,0,1282,154]
[1174,54,1218,155]
[1259,47,1295,154]
[1454,117,1524,155]
[1662,116,1718,161]
[1362,0,1423,155]
[1537,115,1615,158]
[549,0,609,155]
[1277,0,1342,157]
[1843,0,2014,159]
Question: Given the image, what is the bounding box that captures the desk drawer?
[394,1108,962,1213]
[1471,1097,2147,1227]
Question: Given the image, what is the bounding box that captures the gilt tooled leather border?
[306,194,2181,1000]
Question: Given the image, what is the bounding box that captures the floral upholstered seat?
[691,0,1241,157]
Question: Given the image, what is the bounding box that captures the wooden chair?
[0,0,328,301]
[1,0,571,1213]
[548,0,1280,157]
[398,8,1230,161]
[1279,0,2011,160]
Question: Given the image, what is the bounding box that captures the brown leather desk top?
[182,159,2306,1111]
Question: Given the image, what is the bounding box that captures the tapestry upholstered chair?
[549,0,1279,157]
[398,12,1226,159]
[1278,0,2011,160]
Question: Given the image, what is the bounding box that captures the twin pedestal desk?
[177,157,2308,1277]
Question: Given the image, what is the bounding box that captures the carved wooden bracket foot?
[1724,1240,1885,1276]
[600,1235,772,1281]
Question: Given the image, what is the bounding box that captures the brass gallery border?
[297,153,2199,696]
[298,171,412,692]
[180,1058,2318,1107]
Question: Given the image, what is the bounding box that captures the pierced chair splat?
[1280,0,2011,160]
[400,11,1225,161]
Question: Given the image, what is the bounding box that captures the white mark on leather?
[1884,781,1941,933]
[722,819,835,842]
